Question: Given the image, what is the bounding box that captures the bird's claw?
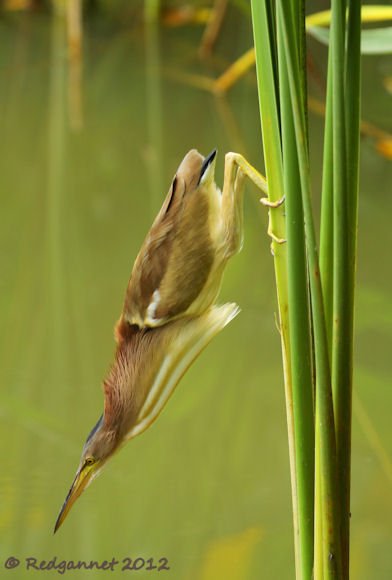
[260,195,286,249]
[260,194,285,208]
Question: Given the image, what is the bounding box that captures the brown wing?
[122,177,180,327]
[123,149,212,327]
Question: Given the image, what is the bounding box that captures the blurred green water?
[0,9,391,580]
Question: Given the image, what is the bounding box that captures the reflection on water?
[0,10,391,580]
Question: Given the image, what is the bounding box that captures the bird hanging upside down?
[54,149,284,532]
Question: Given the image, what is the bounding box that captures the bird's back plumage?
[123,149,223,328]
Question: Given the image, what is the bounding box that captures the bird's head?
[54,415,119,533]
[177,147,217,191]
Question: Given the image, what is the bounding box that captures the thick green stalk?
[329,1,352,576]
[277,4,314,579]
[319,55,334,353]
[250,1,285,206]
[317,41,334,580]
[345,2,361,244]
[266,0,279,105]
[250,1,300,575]
[314,423,324,580]
[277,1,342,577]
[338,1,361,576]
[297,0,308,145]
[330,0,349,419]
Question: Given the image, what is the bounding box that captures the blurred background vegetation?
[0,1,391,578]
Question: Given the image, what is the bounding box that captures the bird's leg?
[223,152,286,246]
[221,152,246,257]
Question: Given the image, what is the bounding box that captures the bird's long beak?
[54,461,99,533]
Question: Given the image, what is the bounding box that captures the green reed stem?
[277,3,315,578]
[250,1,300,575]
[277,1,342,576]
[320,54,334,355]
[252,1,361,577]
[338,0,361,576]
[317,38,334,580]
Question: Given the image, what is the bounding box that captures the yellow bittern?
[54,149,282,532]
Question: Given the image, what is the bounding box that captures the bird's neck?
[102,323,158,437]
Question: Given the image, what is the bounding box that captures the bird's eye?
[84,457,95,466]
